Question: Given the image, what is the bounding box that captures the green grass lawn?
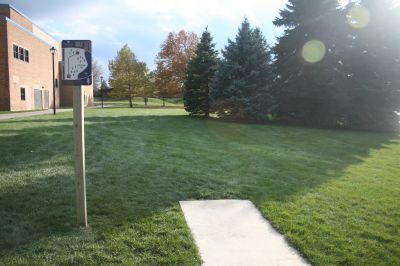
[94,97,184,108]
[0,108,399,265]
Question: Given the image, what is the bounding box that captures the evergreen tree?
[184,28,218,117]
[272,0,346,127]
[211,19,273,121]
[340,0,400,131]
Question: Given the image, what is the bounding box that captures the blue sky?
[5,0,348,78]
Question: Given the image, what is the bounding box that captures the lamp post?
[100,76,104,108]
[50,46,56,115]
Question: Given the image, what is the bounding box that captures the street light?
[50,46,56,115]
[100,76,104,108]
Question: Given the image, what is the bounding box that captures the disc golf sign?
[61,40,92,227]
[62,40,92,85]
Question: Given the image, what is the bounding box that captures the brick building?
[0,4,93,111]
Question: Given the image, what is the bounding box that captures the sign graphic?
[62,40,92,85]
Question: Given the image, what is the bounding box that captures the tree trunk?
[129,86,133,108]
[205,86,210,118]
[162,86,166,107]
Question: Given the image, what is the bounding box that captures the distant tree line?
[108,0,400,132]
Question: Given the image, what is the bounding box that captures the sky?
[4,0,349,78]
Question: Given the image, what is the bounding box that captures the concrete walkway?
[0,109,72,120]
[180,200,309,266]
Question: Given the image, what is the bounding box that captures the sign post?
[62,40,92,227]
[73,85,87,226]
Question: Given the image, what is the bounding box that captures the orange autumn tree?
[155,30,199,100]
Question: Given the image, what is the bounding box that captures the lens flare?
[302,40,326,64]
[347,5,370,29]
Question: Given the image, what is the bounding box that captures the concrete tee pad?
[180,200,309,266]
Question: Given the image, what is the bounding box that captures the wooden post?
[73,85,87,227]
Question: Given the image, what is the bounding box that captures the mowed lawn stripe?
[0,108,399,265]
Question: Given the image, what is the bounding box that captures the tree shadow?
[0,114,397,260]
[98,106,184,110]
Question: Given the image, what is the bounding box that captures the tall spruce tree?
[340,0,400,131]
[211,19,273,121]
[184,28,218,117]
[272,0,346,127]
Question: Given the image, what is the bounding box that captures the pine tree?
[211,19,273,122]
[272,0,346,127]
[184,28,218,117]
[340,0,400,131]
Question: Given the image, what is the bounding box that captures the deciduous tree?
[92,59,103,96]
[155,30,199,98]
[108,44,150,108]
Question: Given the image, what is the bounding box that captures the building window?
[24,50,29,62]
[21,88,26,101]
[13,44,29,63]
[19,47,24,60]
[55,78,59,88]
[13,45,18,59]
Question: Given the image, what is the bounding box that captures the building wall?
[6,20,61,111]
[8,8,32,32]
[32,24,61,55]
[1,4,94,111]
[85,85,94,107]
[61,84,94,107]
[0,18,10,110]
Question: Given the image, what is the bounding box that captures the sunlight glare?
[347,5,370,29]
[302,40,326,64]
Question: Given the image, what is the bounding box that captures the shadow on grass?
[0,114,397,257]
[98,106,184,110]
